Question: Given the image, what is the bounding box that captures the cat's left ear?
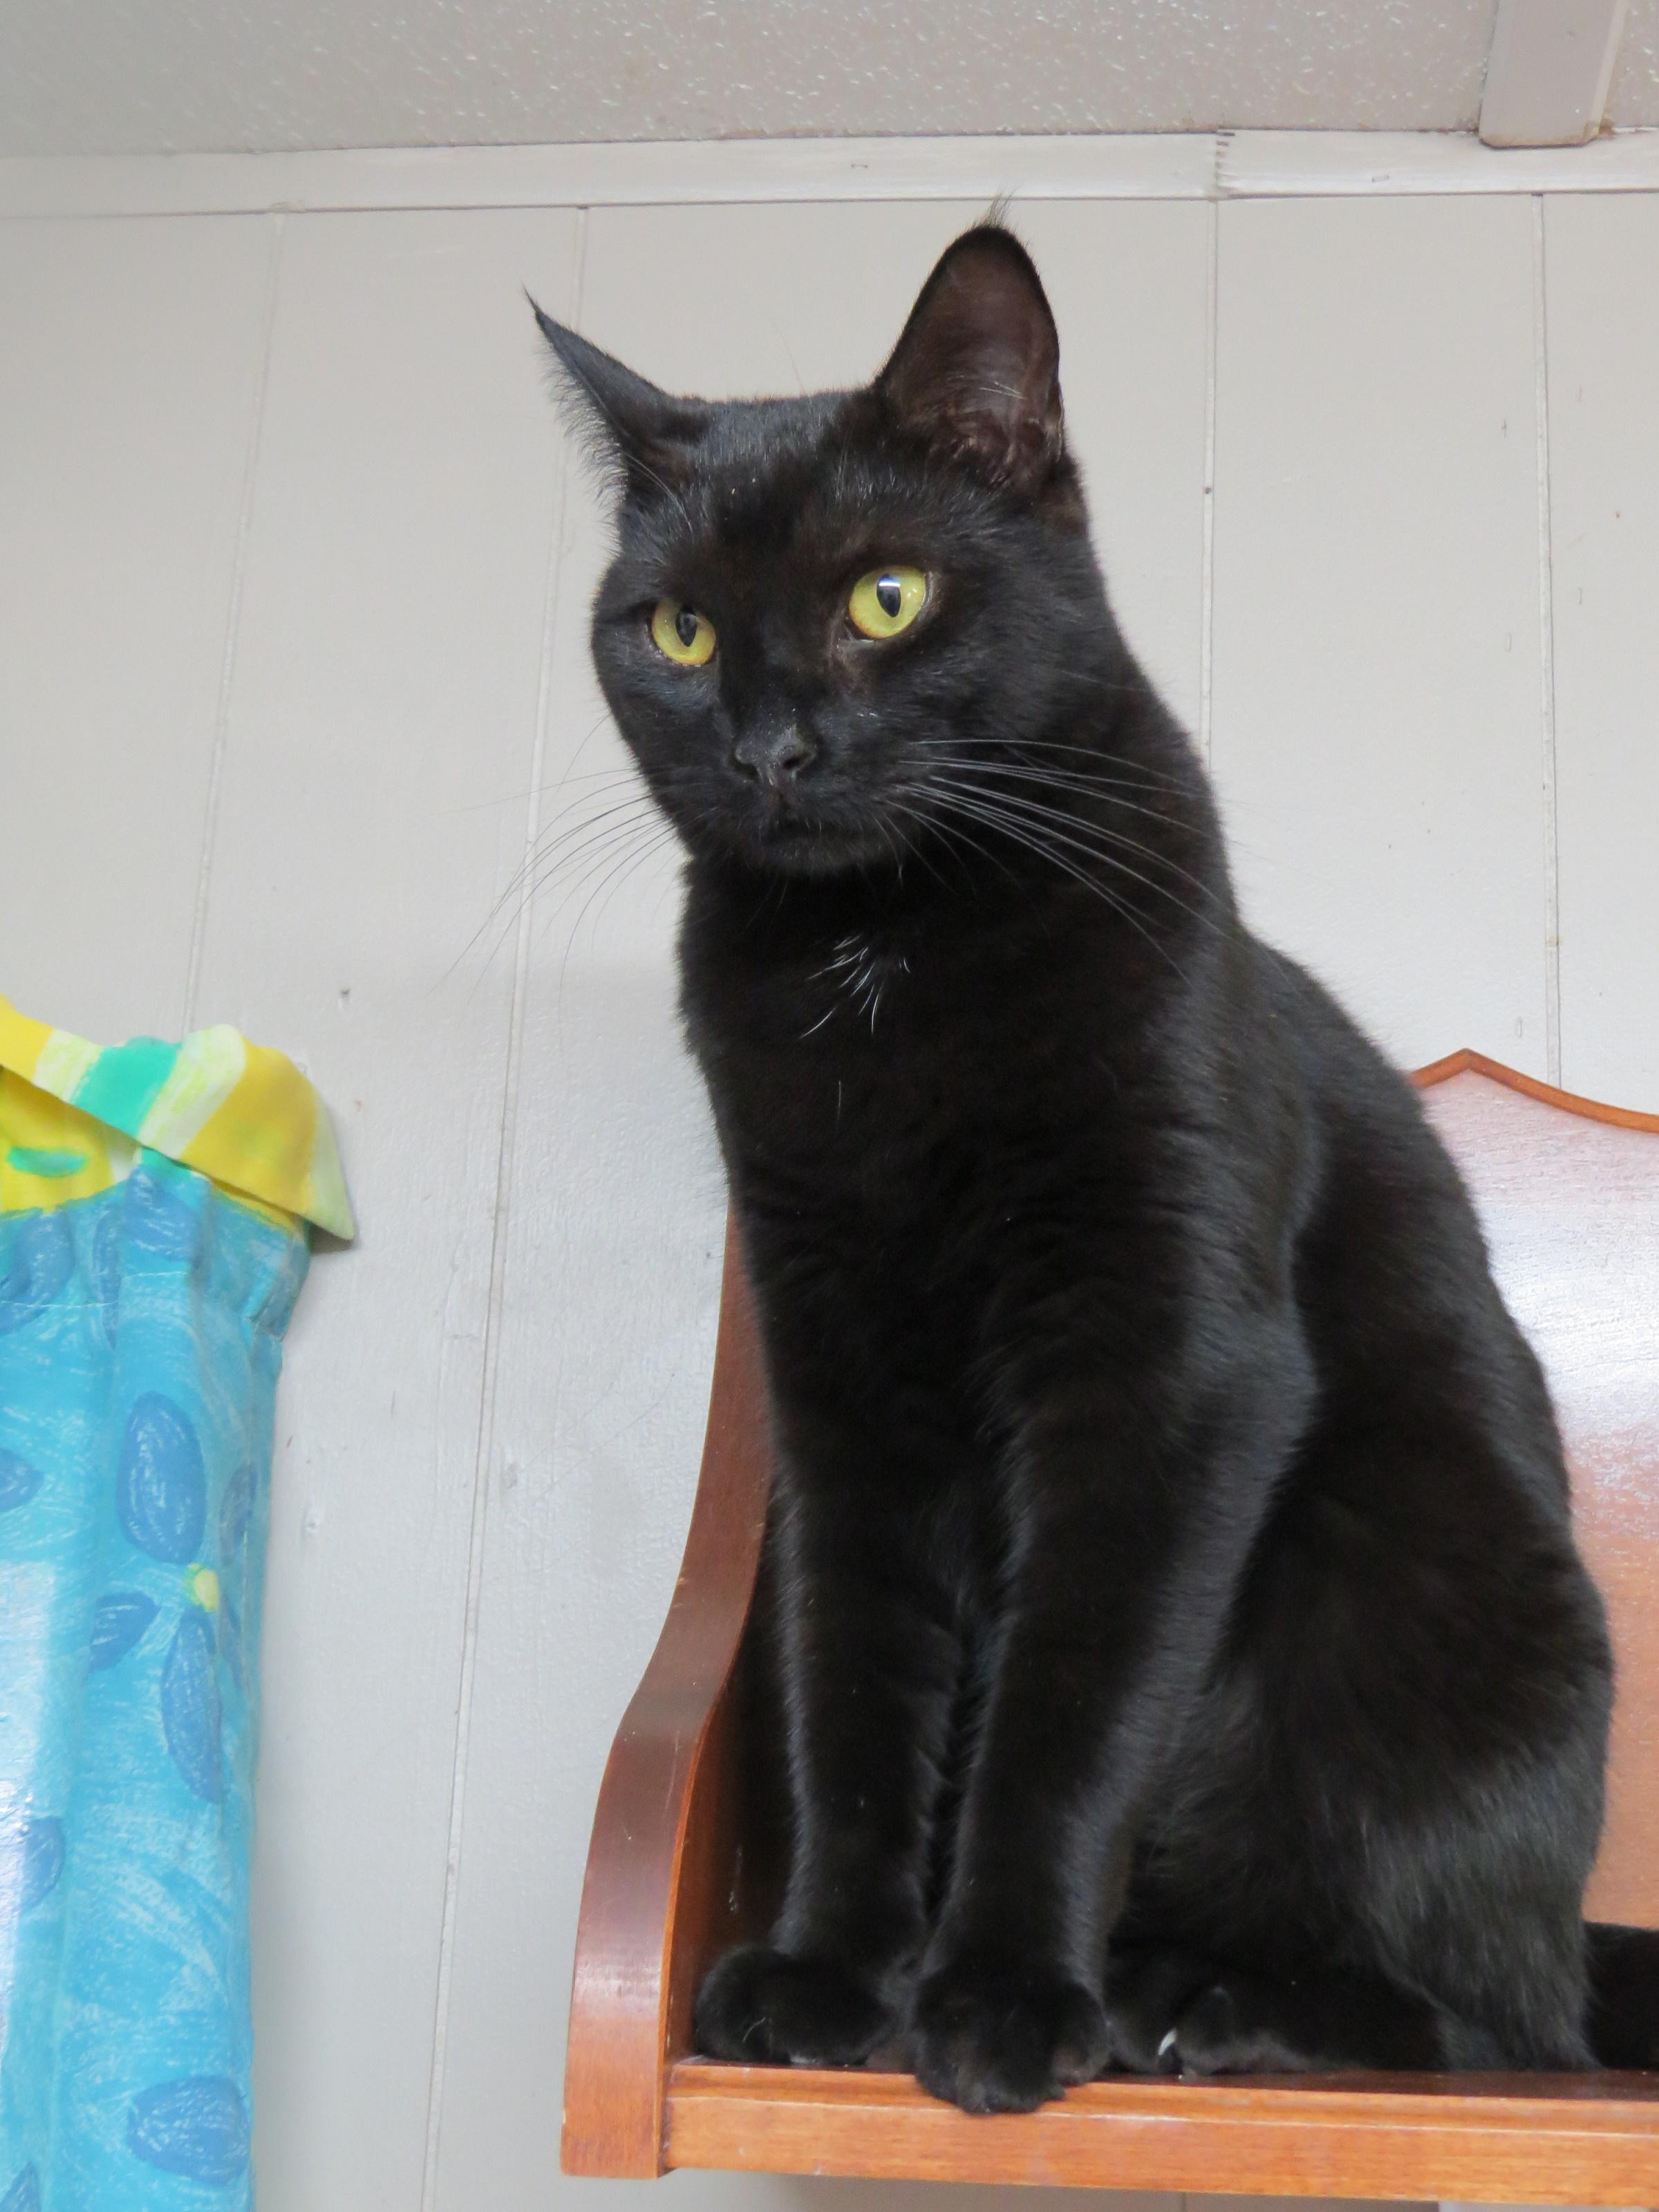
[875,225,1065,496]
[531,300,709,502]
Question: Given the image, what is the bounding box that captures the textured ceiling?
[2,0,1656,157]
[1611,0,1659,122]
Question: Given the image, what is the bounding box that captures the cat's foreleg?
[695,1431,962,2068]
[911,1342,1308,2113]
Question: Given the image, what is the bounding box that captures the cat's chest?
[797,932,912,1042]
[687,915,1112,1192]
[695,919,984,1098]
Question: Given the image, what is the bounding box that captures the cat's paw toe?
[910,1960,1109,2114]
[1157,1977,1304,2077]
[693,1944,893,2067]
[1100,1946,1217,2073]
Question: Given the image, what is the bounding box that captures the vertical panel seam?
[1199,197,1219,766]
[420,202,590,2212]
[1533,192,1564,1085]
[182,207,284,1032]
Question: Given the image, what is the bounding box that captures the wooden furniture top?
[563,1052,1659,2200]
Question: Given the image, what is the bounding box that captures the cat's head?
[536,224,1117,881]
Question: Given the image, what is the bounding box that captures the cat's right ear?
[530,299,708,503]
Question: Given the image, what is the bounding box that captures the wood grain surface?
[1416,1060,1659,1927]
[561,1217,772,2176]
[666,2061,1659,2199]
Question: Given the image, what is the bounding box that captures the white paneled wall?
[196,206,583,2212]
[1544,193,1659,1109]
[0,214,274,1042]
[2,148,1656,2212]
[1210,194,1553,1076]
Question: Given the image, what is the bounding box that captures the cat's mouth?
[736,793,906,879]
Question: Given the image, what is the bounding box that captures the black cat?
[536,223,1659,2114]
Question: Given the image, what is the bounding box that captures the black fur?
[536,224,1653,2112]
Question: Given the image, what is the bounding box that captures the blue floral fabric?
[0,1154,310,2210]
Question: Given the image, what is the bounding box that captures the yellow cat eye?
[650,599,716,666]
[848,566,928,640]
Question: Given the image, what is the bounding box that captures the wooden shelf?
[563,1053,1659,2198]
[667,2063,1659,2202]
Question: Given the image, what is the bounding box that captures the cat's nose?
[732,722,816,789]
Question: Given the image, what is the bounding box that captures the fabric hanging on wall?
[0,995,354,2212]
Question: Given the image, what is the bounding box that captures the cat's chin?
[719,817,910,881]
[750,841,894,881]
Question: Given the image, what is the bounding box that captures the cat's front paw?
[694,1944,894,2067]
[910,1958,1109,2114]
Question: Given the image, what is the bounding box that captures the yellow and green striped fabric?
[0,996,354,1239]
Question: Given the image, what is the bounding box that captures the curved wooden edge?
[666,2061,1659,2200]
[561,1215,771,2177]
[1413,1047,1659,1132]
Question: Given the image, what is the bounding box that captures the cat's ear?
[530,299,709,502]
[875,225,1065,496]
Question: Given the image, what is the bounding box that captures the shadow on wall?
[619,2171,1431,2211]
